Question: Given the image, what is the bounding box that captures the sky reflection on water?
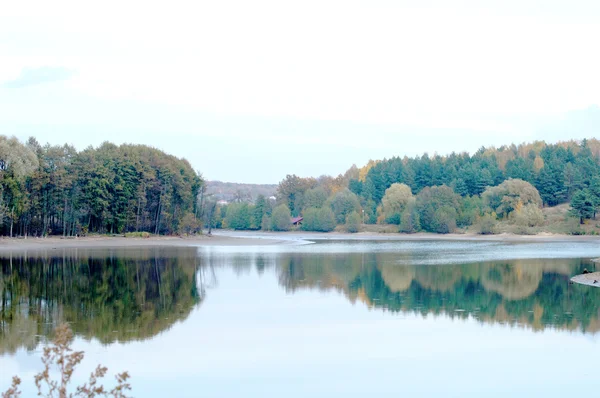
[2,241,600,397]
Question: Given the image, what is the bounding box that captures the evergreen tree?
[570,189,595,224]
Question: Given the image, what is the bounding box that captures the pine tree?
[570,189,595,224]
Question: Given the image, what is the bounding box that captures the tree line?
[351,138,600,222]
[0,135,203,237]
[254,138,600,233]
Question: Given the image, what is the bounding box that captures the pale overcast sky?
[1,1,600,183]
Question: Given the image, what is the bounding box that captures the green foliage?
[570,189,595,224]
[303,187,328,209]
[348,179,363,196]
[300,208,319,231]
[345,211,361,233]
[482,178,542,218]
[360,139,600,210]
[328,189,361,224]
[475,213,498,235]
[217,197,272,231]
[301,207,336,232]
[271,204,292,231]
[399,202,420,233]
[276,174,317,216]
[178,212,201,235]
[380,183,413,224]
[363,200,378,224]
[415,185,460,233]
[224,203,254,230]
[458,195,484,227]
[261,215,271,231]
[0,136,202,237]
[512,204,544,227]
[432,206,458,234]
[0,135,39,179]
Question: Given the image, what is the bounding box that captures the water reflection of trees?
[0,248,203,354]
[276,253,600,334]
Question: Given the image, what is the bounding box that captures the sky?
[1,1,600,184]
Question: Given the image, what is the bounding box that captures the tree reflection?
[276,252,600,333]
[0,247,203,354]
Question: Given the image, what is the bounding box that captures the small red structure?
[291,216,303,226]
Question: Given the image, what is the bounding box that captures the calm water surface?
[2,240,600,397]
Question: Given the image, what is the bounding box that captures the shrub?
[399,203,420,233]
[271,204,292,231]
[303,187,328,209]
[345,211,361,233]
[328,189,361,224]
[431,206,457,234]
[124,231,151,238]
[223,203,253,230]
[458,195,484,227]
[261,215,271,231]
[381,183,413,224]
[178,213,201,235]
[415,185,461,232]
[317,208,337,232]
[565,218,585,235]
[482,179,542,218]
[512,204,544,227]
[476,213,498,235]
[301,207,336,232]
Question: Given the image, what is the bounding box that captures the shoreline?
[212,230,600,243]
[0,229,599,251]
[0,234,286,251]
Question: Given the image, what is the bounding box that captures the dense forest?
[0,136,203,237]
[218,138,600,234]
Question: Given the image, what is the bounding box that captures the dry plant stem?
[1,376,21,398]
[3,324,131,398]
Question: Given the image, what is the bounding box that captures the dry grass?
[2,324,131,398]
[124,231,151,238]
[473,204,600,236]
[358,224,399,234]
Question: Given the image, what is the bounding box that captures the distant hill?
[206,181,277,203]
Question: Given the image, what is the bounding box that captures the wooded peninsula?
[2,135,600,237]
[215,138,600,236]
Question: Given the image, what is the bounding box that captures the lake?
[2,239,600,397]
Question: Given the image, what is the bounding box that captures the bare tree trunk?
[207,202,215,235]
[154,186,164,235]
[154,196,162,235]
[63,196,68,237]
[9,206,14,238]
[136,194,142,232]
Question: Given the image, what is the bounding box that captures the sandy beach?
[1,230,598,252]
[0,233,286,252]
[0,230,600,251]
